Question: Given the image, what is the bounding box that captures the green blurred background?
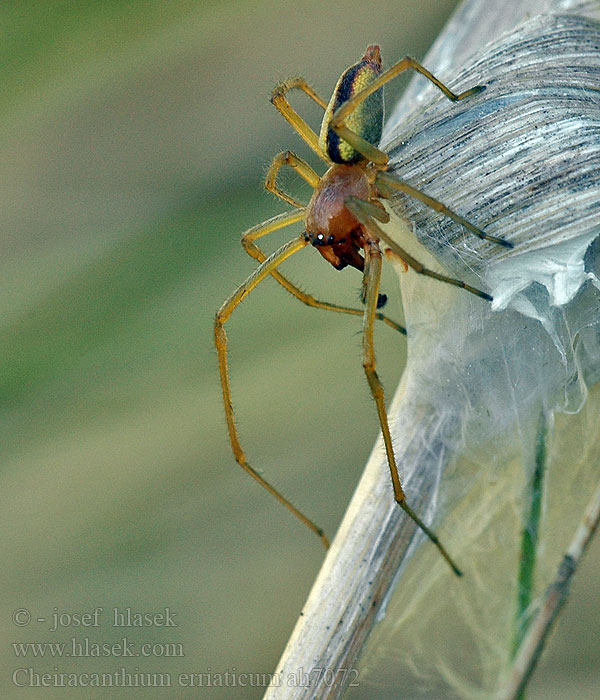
[1,1,598,699]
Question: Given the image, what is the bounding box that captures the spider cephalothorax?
[304,164,373,271]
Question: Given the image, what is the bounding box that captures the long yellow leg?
[265,151,321,209]
[241,211,406,334]
[376,172,513,249]
[215,235,330,548]
[347,197,493,301]
[361,239,462,576]
[270,77,330,162]
[329,57,484,167]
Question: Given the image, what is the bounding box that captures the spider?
[215,45,512,576]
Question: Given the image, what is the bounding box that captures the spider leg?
[361,236,461,576]
[241,211,406,334]
[377,172,512,248]
[347,196,493,302]
[329,56,485,167]
[265,151,320,209]
[215,235,330,548]
[271,77,331,162]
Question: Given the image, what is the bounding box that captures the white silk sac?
[347,11,600,700]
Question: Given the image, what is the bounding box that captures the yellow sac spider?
[215,45,512,576]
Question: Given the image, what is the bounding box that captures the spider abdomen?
[319,45,384,165]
